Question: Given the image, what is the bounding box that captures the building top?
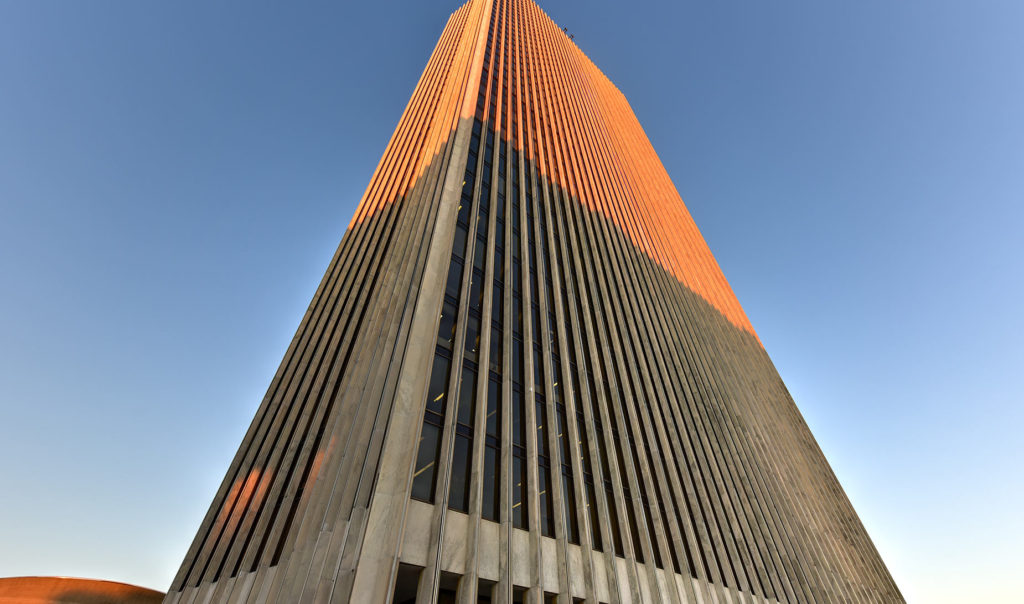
[352,0,758,338]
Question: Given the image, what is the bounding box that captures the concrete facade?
[164,1,902,602]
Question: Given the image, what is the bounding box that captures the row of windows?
[391,562,591,604]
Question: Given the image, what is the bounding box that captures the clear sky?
[0,1,1021,601]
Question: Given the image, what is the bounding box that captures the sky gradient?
[1,1,1022,602]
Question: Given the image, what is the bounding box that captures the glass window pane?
[536,400,549,459]
[445,258,463,300]
[539,466,554,537]
[512,388,525,447]
[474,236,487,269]
[411,422,441,502]
[512,338,523,383]
[486,378,500,437]
[426,354,452,415]
[457,364,477,428]
[448,435,472,512]
[512,455,527,529]
[437,300,457,349]
[453,226,468,259]
[465,314,480,361]
[470,273,483,311]
[563,471,580,544]
[489,327,502,375]
[586,481,602,550]
[482,446,498,521]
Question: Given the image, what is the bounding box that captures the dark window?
[512,338,523,384]
[453,226,468,261]
[512,387,525,447]
[474,237,487,271]
[538,464,555,537]
[391,563,422,604]
[465,313,480,361]
[411,421,441,502]
[445,258,463,301]
[448,435,472,512]
[626,495,644,564]
[489,327,502,374]
[437,300,457,350]
[585,480,602,550]
[457,364,477,428]
[533,346,543,388]
[482,444,499,522]
[457,194,472,226]
[535,398,549,459]
[425,352,451,416]
[470,271,484,312]
[608,482,624,557]
[478,580,495,603]
[512,454,527,529]
[643,495,663,568]
[562,471,580,544]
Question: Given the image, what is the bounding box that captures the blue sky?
[1,1,1021,601]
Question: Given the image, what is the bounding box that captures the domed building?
[0,576,164,604]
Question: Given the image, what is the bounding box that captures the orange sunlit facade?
[166,1,901,602]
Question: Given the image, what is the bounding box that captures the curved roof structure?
[0,576,164,604]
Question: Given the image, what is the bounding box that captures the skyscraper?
[165,0,901,602]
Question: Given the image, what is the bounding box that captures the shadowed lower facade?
[164,0,902,602]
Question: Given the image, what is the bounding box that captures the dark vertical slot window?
[538,463,555,537]
[555,399,579,544]
[511,355,527,529]
[535,393,554,538]
[625,492,645,564]
[438,299,457,350]
[391,563,422,604]
[465,310,481,363]
[612,422,644,564]
[511,454,527,529]
[477,580,494,603]
[577,405,601,550]
[676,502,700,578]
[607,479,625,557]
[509,143,528,531]
[482,376,501,521]
[449,360,477,512]
[412,349,452,502]
[489,325,503,375]
[532,343,543,388]
[446,257,464,301]
[663,496,684,575]
[642,493,663,569]
[448,434,472,512]
[561,472,580,544]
